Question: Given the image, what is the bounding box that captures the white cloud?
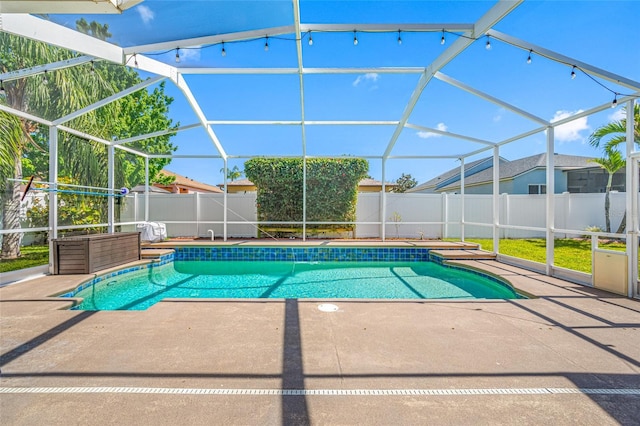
[417,122,448,139]
[550,110,590,143]
[608,108,625,122]
[179,47,201,62]
[352,73,379,87]
[136,5,155,25]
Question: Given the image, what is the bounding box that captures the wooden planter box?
[52,232,140,275]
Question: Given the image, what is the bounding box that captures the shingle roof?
[408,156,495,192]
[159,169,223,193]
[437,153,593,192]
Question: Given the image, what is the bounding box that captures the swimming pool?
[67,247,521,310]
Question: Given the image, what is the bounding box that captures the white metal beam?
[57,125,112,146]
[0,56,94,82]
[545,127,555,275]
[488,29,640,92]
[112,123,201,146]
[175,74,227,159]
[625,99,638,297]
[405,123,496,146]
[124,25,296,55]
[497,126,547,147]
[206,120,399,125]
[0,14,124,64]
[382,0,524,159]
[293,0,308,240]
[178,67,425,75]
[53,76,166,125]
[550,93,640,128]
[0,104,52,126]
[0,0,142,13]
[435,71,549,125]
[124,53,176,79]
[299,23,475,33]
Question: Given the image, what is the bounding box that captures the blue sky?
[49,1,640,187]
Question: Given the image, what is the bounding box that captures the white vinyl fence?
[116,191,629,240]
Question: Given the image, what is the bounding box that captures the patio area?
[1,255,638,425]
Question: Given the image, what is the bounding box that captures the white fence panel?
[355,193,380,238]
[112,191,634,240]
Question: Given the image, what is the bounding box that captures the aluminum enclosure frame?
[0,0,638,296]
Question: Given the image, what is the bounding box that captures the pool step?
[140,249,175,260]
[430,249,496,261]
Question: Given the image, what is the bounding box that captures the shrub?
[244,157,369,233]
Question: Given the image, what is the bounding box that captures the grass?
[0,245,49,273]
[461,238,628,274]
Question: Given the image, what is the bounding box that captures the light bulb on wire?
[221,42,226,57]
[308,31,313,46]
[134,54,139,67]
[485,35,491,50]
[526,50,532,64]
[611,94,618,109]
[0,80,5,96]
[571,66,576,80]
[353,30,358,46]
[264,36,269,52]
[397,30,402,45]
[441,30,446,45]
[175,48,180,63]
[42,70,48,85]
[90,60,95,75]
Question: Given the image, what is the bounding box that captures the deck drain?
[318,303,339,312]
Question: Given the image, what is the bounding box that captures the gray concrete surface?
[1,257,639,425]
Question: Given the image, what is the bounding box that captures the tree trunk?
[616,211,627,234]
[1,155,23,259]
[604,190,611,233]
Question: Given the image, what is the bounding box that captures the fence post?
[442,192,448,239]
[545,127,555,276]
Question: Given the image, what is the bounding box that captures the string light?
[353,30,358,46]
[175,48,180,63]
[42,70,48,85]
[308,31,313,46]
[0,80,5,96]
[611,94,618,108]
[397,30,402,45]
[90,60,95,75]
[571,66,576,79]
[134,54,139,67]
[264,36,269,51]
[526,49,532,64]
[221,42,226,57]
[441,30,446,45]
[485,35,491,50]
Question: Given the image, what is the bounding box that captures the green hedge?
[244,157,369,232]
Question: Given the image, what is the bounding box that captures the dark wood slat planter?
[52,232,141,274]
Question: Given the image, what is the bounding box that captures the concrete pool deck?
[1,243,639,425]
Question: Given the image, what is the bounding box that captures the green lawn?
[461,238,628,274]
[0,245,49,273]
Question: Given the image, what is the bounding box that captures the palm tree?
[589,149,625,233]
[589,104,640,151]
[0,32,109,258]
[589,104,639,234]
[220,165,244,182]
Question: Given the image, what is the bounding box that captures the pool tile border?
[62,247,523,303]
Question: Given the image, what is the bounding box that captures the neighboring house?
[219,178,397,193]
[409,153,614,195]
[154,170,223,194]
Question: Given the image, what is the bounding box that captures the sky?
[45,0,640,188]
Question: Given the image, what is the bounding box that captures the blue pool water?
[72,260,520,311]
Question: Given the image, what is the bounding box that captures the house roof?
[408,156,498,192]
[158,169,223,193]
[130,184,171,193]
[436,153,593,192]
